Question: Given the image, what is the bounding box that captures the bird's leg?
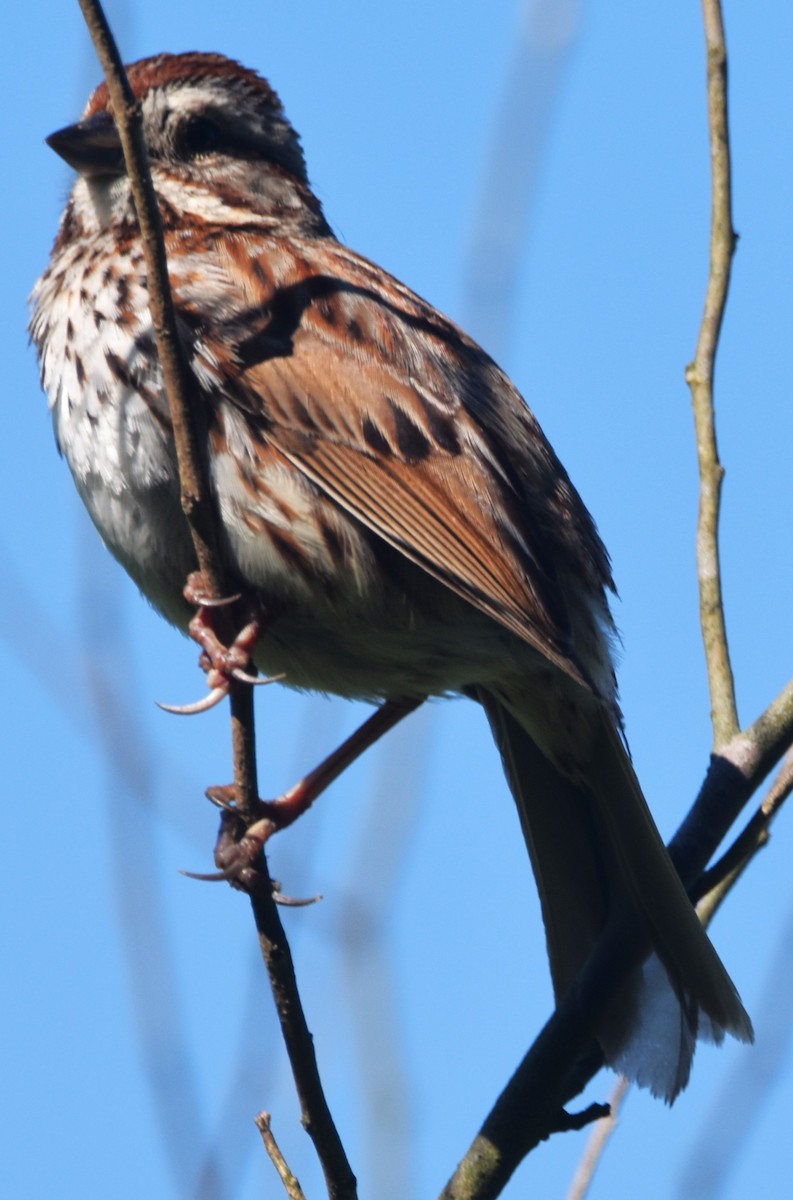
[159,571,282,715]
[209,697,423,878]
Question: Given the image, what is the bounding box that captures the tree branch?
[685,0,739,749]
[558,686,793,1198]
[256,1112,309,1200]
[75,5,355,1196]
[565,1077,630,1200]
[670,678,793,885]
[694,748,793,919]
[439,675,793,1198]
[75,0,222,595]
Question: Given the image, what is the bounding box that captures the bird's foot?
[158,571,281,714]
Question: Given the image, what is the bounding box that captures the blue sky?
[3,2,793,1198]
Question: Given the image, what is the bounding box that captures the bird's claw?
[182,570,242,609]
[158,571,276,714]
[179,858,321,906]
[272,889,323,907]
[157,686,228,716]
[232,667,284,687]
[157,671,283,716]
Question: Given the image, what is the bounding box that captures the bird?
[30,50,751,1100]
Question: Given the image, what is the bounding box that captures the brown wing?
[180,234,612,690]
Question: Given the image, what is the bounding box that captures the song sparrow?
[30,52,751,1099]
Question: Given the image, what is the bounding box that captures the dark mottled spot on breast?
[106,350,132,389]
[267,526,313,579]
[135,330,155,357]
[389,401,431,461]
[320,521,346,566]
[347,317,363,342]
[362,416,392,456]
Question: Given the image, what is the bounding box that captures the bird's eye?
[178,115,222,158]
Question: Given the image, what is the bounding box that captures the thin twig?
[694,749,793,920]
[75,6,356,1197]
[671,678,793,887]
[76,0,222,595]
[256,1113,308,1200]
[685,0,739,749]
[247,858,357,1198]
[565,1077,630,1200]
[76,0,256,821]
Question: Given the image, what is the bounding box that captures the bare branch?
[256,1113,309,1200]
[75,5,356,1196]
[245,857,357,1198]
[76,0,221,593]
[685,0,739,748]
[565,1077,630,1200]
[694,749,793,919]
[439,683,793,1198]
[671,678,793,886]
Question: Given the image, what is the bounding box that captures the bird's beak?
[46,112,125,179]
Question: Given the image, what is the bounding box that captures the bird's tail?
[477,689,752,1101]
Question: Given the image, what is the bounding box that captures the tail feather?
[478,689,752,1101]
[586,709,751,1042]
[597,955,698,1099]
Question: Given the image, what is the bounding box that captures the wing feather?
[176,234,611,690]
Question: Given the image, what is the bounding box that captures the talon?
[231,669,285,687]
[182,571,241,609]
[231,667,260,685]
[157,685,228,715]
[179,865,238,882]
[179,862,322,904]
[193,591,243,608]
[169,575,271,715]
[206,784,237,810]
[273,890,323,907]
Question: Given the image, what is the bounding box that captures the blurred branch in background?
[76,518,228,1198]
[0,537,223,1197]
[0,545,204,847]
[337,705,435,1200]
[461,0,581,358]
[678,865,793,1198]
[564,1077,630,1200]
[193,696,346,1196]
